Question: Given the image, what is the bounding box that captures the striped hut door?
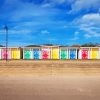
[82,50,88,59]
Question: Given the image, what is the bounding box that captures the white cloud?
[79,13,100,26]
[41,3,52,8]
[44,0,72,4]
[72,13,100,38]
[70,31,80,41]
[72,13,100,29]
[2,0,60,22]
[42,0,74,8]
[41,30,50,34]
[69,0,100,14]
[51,0,68,4]
[80,26,100,38]
[75,31,80,35]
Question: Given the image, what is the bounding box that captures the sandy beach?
[0,60,100,76]
[0,60,100,100]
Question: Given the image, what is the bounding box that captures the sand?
[0,76,100,100]
[0,60,100,76]
[0,60,100,100]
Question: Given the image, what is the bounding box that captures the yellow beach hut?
[51,46,59,59]
[11,48,21,59]
[90,47,99,59]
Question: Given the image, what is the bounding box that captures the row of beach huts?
[0,45,100,60]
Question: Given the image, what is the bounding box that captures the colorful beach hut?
[33,49,40,59]
[11,48,21,59]
[23,47,33,59]
[32,46,41,59]
[1,48,11,60]
[90,48,99,59]
[51,46,59,59]
[23,46,41,60]
[79,47,90,59]
[69,48,78,59]
[60,47,68,59]
[0,48,2,59]
[41,46,51,60]
[99,48,100,59]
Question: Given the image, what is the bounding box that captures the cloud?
[69,0,100,14]
[70,31,80,41]
[43,0,73,4]
[78,13,100,26]
[80,26,100,38]
[1,0,100,46]
[49,0,70,4]
[0,0,66,34]
[41,0,74,9]
[0,0,55,21]
[41,30,50,34]
[71,13,100,38]
[72,13,100,30]
[74,31,80,35]
[41,3,52,8]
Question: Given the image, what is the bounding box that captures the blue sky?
[0,0,100,46]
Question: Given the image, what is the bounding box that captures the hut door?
[70,49,76,59]
[2,49,9,60]
[0,49,2,59]
[33,49,40,59]
[52,48,59,59]
[91,49,98,59]
[61,50,67,59]
[82,50,88,59]
[42,49,49,59]
[24,50,31,59]
[12,49,17,59]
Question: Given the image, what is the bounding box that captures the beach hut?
[2,48,11,60]
[79,47,90,59]
[90,48,99,59]
[41,46,51,60]
[0,48,2,59]
[78,49,82,59]
[32,46,41,59]
[82,49,89,59]
[99,48,100,59]
[51,46,59,59]
[60,47,68,59]
[11,48,21,59]
[23,47,32,59]
[69,48,78,59]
